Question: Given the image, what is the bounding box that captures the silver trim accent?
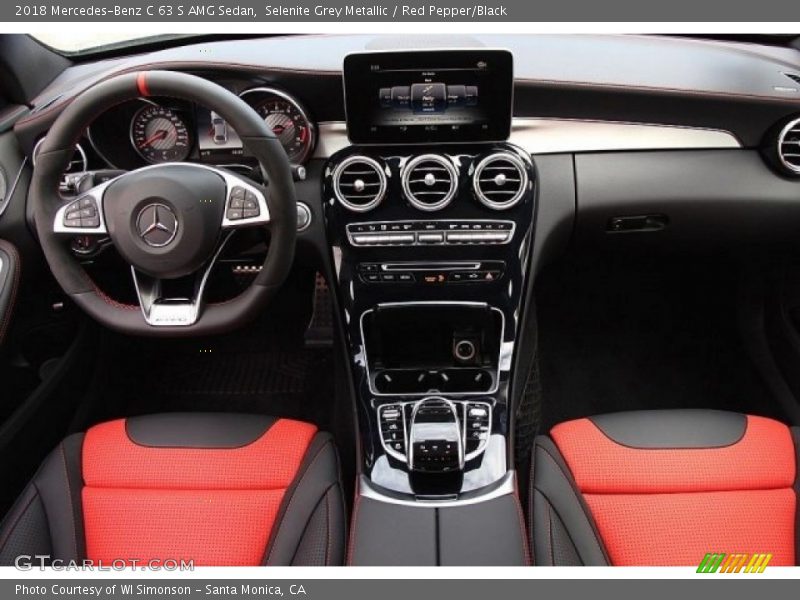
[360,301,504,398]
[454,340,477,361]
[358,470,516,508]
[380,261,482,271]
[313,118,741,158]
[0,157,27,218]
[53,178,112,235]
[239,86,317,165]
[296,202,312,232]
[332,155,387,213]
[408,397,464,472]
[472,152,529,210]
[32,138,88,172]
[777,117,800,175]
[131,232,233,328]
[401,154,458,212]
[346,219,515,248]
[53,162,270,236]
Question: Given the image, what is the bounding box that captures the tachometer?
[243,89,315,164]
[130,105,191,164]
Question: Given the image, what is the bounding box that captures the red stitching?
[91,283,139,311]
[18,61,339,129]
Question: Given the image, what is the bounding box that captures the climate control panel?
[347,219,514,247]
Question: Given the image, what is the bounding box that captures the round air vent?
[332,155,387,212]
[472,152,529,210]
[402,154,458,211]
[777,118,800,175]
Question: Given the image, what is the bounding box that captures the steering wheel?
[30,71,297,337]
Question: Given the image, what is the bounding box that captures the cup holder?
[373,367,494,395]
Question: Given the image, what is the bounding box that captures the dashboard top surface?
[29,34,800,105]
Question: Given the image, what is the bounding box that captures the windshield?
[30,33,196,55]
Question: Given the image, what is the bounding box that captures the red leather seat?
[530,409,799,566]
[0,413,345,566]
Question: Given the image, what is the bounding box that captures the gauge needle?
[138,129,168,148]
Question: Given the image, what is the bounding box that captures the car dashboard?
[3,32,800,513]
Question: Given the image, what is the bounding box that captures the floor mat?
[90,269,334,429]
[535,252,786,433]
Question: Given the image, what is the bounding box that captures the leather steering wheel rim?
[30,70,297,337]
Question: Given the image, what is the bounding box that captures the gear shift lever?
[408,397,464,473]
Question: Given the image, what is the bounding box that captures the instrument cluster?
[87,85,316,171]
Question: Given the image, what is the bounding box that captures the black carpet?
[535,252,786,433]
[89,269,334,430]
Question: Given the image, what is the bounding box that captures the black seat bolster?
[529,436,609,566]
[0,432,85,566]
[263,432,346,566]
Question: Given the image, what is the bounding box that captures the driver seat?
[0,413,345,566]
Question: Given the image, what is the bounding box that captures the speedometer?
[242,89,315,164]
[130,105,191,164]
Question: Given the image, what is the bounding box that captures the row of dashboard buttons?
[350,230,512,246]
[347,220,514,247]
[358,263,504,285]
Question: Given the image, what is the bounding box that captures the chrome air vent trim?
[777,117,800,175]
[472,152,528,210]
[402,154,458,212]
[332,155,387,212]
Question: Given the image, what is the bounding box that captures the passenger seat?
[529,409,799,565]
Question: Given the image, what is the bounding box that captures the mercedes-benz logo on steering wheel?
[136,203,178,248]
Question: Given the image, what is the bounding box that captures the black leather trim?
[348,497,438,566]
[263,433,345,566]
[589,409,747,449]
[530,436,609,566]
[0,484,52,566]
[437,495,529,566]
[792,426,799,566]
[30,70,296,338]
[31,433,85,561]
[0,240,21,347]
[125,413,277,449]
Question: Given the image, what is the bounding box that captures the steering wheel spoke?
[131,231,233,327]
[53,178,114,235]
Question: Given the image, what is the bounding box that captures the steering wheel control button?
[225,185,264,223]
[296,203,312,231]
[62,196,101,229]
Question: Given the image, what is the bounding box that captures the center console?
[324,49,533,564]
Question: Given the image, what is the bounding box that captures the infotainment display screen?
[343,49,513,145]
